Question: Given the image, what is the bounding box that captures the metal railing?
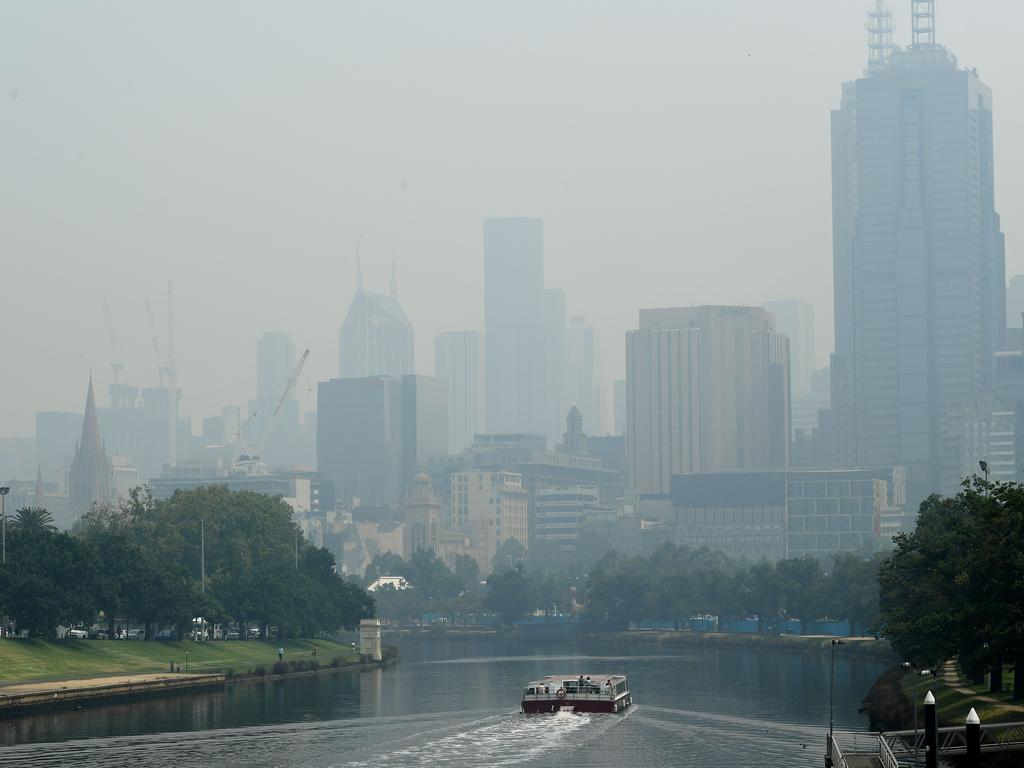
[884,721,1024,757]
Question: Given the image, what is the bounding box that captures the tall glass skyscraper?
[830,4,1005,503]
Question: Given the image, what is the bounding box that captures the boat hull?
[521,695,632,714]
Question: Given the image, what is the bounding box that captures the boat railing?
[523,689,620,701]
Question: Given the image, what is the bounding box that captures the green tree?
[776,556,825,635]
[485,563,532,625]
[10,506,57,534]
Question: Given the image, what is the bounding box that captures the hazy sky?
[2,1,1023,438]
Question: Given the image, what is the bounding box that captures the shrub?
[253,665,267,677]
[272,661,289,675]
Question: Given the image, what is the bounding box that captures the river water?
[1,636,889,767]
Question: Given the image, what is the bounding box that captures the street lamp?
[0,486,8,639]
[0,486,9,566]
[979,460,989,484]
[830,639,845,738]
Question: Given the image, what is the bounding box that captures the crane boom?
[238,349,310,472]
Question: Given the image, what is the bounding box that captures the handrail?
[877,734,900,768]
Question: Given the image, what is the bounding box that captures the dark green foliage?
[0,487,374,638]
[879,478,1024,699]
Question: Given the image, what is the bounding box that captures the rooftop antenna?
[390,258,398,297]
[911,0,935,48]
[356,236,364,292]
[866,1,896,73]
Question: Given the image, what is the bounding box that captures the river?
[0,636,889,766]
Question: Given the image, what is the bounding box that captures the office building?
[317,375,447,509]
[434,331,484,454]
[35,410,82,487]
[247,332,306,466]
[612,379,626,437]
[543,288,568,443]
[763,300,815,397]
[401,472,442,556]
[484,218,547,436]
[639,306,791,471]
[830,5,1005,502]
[534,485,613,552]
[626,327,703,494]
[567,316,602,437]
[672,468,903,563]
[450,469,528,569]
[339,262,414,379]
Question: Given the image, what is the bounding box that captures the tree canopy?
[0,487,373,638]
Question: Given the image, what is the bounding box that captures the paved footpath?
[0,673,216,697]
[941,660,1024,713]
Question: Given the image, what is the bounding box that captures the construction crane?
[144,297,164,386]
[235,349,310,474]
[103,300,125,385]
[165,281,177,388]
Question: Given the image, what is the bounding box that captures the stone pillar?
[359,618,382,662]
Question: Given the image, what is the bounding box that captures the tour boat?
[521,674,631,714]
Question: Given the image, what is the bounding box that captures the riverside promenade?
[0,672,225,714]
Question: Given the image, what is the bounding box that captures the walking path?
[0,672,216,697]
[941,660,1024,713]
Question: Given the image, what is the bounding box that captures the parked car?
[155,629,175,641]
[225,630,240,641]
[67,628,88,639]
[122,628,143,640]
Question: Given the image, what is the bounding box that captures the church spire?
[390,258,398,297]
[34,466,44,508]
[80,374,102,454]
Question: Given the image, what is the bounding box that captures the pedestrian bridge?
[827,721,1024,766]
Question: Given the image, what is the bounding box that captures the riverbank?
[583,630,896,660]
[0,637,359,685]
[865,659,1024,730]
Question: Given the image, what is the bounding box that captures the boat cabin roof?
[528,674,625,686]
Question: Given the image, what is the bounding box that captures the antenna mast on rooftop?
[911,0,935,48]
[866,1,896,73]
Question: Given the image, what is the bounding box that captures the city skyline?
[6,2,1024,438]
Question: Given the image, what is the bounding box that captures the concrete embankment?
[0,673,225,715]
[584,630,896,661]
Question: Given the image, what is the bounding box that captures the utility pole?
[0,486,8,566]
[830,639,845,738]
[201,518,206,594]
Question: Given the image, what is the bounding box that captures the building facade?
[639,305,791,471]
[483,218,547,437]
[830,22,1005,503]
[434,331,484,454]
[450,470,528,569]
[626,327,703,494]
[338,266,415,379]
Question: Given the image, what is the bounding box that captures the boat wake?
[341,709,621,767]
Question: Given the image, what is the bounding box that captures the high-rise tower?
[830,1,1006,502]
[339,262,415,379]
[483,218,547,437]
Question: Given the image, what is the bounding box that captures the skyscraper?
[567,316,602,436]
[831,2,1005,502]
[317,374,447,509]
[434,331,484,454]
[763,300,815,397]
[339,261,414,379]
[248,332,304,465]
[483,218,547,437]
[639,306,791,471]
[626,327,703,494]
[68,376,112,519]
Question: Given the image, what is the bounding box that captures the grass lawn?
[0,637,359,686]
[897,667,1024,726]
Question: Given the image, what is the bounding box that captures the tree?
[10,507,57,534]
[776,556,825,635]
[485,563,532,625]
[491,538,526,574]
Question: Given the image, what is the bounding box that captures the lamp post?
[0,486,8,639]
[0,485,9,566]
[979,460,990,485]
[830,639,845,738]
